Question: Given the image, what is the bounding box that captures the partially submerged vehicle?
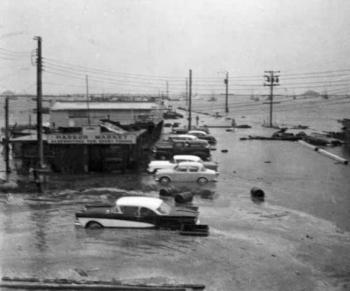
[147,155,218,173]
[75,196,203,231]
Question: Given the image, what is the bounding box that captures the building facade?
[11,101,164,174]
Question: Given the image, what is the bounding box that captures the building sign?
[47,133,136,144]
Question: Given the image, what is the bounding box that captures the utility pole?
[264,70,280,127]
[224,72,229,113]
[185,78,188,107]
[188,69,192,131]
[34,36,44,170]
[85,75,91,126]
[4,96,10,174]
[166,81,169,100]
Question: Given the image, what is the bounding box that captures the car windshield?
[156,202,171,215]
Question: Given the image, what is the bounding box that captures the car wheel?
[197,177,208,185]
[86,221,103,229]
[159,177,171,185]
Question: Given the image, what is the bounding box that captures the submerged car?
[155,161,218,185]
[75,196,199,229]
[147,155,218,173]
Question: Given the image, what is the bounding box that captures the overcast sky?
[1,0,350,95]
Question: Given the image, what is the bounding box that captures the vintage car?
[147,155,218,173]
[187,130,217,145]
[152,140,211,161]
[167,134,208,147]
[155,161,218,185]
[75,196,200,229]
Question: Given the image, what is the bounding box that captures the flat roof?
[51,101,161,111]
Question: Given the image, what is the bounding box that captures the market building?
[11,100,164,174]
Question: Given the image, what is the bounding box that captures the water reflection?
[76,227,202,257]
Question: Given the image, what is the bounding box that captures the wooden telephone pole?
[264,71,280,127]
[188,69,192,131]
[34,36,44,192]
[4,96,10,174]
[224,72,229,113]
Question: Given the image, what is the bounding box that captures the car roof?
[169,134,197,139]
[174,155,201,161]
[116,196,163,211]
[188,130,207,135]
[177,161,204,167]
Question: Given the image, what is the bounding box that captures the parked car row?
[148,128,219,185]
[170,128,217,145]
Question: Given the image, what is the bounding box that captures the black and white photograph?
[0,0,350,290]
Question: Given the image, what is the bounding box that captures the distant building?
[50,101,163,128]
[11,101,164,174]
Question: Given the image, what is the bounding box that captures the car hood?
[155,168,174,175]
[149,161,174,167]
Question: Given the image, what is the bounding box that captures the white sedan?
[154,161,218,185]
[147,155,218,173]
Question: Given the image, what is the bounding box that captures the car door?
[173,164,188,181]
[188,165,200,181]
[139,207,157,226]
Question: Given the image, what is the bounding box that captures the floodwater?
[1,96,350,290]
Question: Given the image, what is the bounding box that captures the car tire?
[197,177,208,185]
[159,177,171,185]
[86,221,103,229]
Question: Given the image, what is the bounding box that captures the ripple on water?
[75,227,205,257]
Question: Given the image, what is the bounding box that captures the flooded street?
[3,0,350,289]
[1,115,350,290]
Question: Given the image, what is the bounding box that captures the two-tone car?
[75,196,199,230]
[154,161,218,185]
[147,155,218,173]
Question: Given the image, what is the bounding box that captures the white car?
[166,134,209,147]
[147,155,218,173]
[167,134,198,141]
[155,161,218,185]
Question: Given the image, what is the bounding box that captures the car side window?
[120,206,139,216]
[140,207,155,217]
[189,166,198,172]
[177,166,187,172]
